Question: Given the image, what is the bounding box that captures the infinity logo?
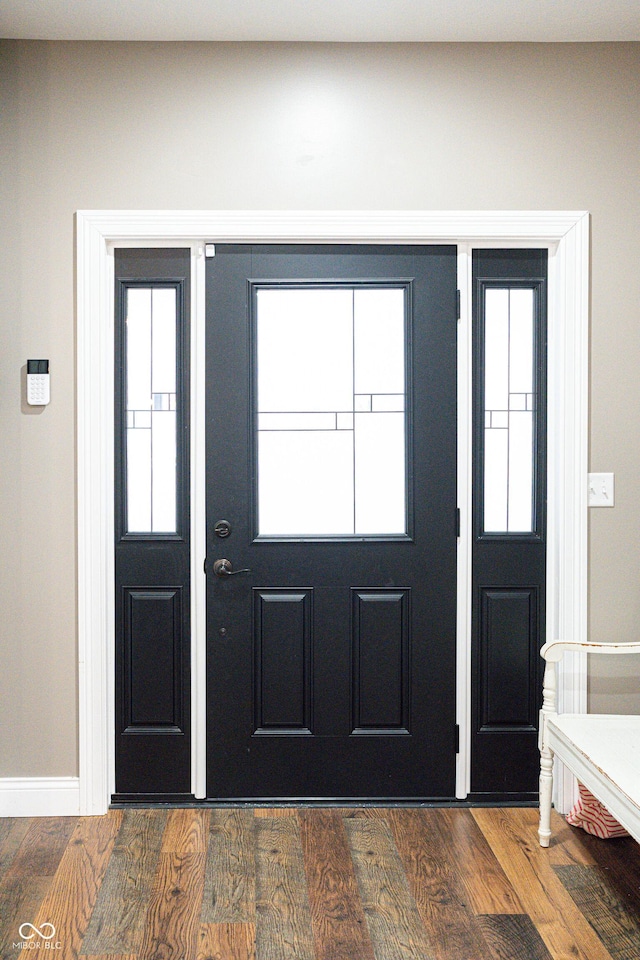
[18,923,56,940]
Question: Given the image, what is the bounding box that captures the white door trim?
[76,210,588,815]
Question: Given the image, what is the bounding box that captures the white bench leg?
[539,744,554,847]
[539,657,558,846]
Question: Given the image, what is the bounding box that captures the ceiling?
[1,0,639,43]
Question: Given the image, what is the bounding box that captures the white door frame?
[77,210,589,815]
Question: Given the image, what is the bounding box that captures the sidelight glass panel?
[484,289,509,412]
[127,427,152,532]
[483,287,535,534]
[151,288,177,394]
[484,428,508,533]
[372,394,404,412]
[508,411,534,532]
[255,285,407,537]
[508,289,534,395]
[151,410,177,533]
[125,286,178,534]
[126,288,152,412]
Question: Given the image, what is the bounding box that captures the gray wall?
[1,41,639,778]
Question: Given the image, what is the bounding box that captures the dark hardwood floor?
[2,806,640,959]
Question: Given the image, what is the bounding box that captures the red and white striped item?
[566,782,629,838]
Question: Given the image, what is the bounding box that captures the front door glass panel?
[254,285,407,537]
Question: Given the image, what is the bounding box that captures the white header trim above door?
[76,210,588,815]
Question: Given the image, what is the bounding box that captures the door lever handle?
[212,558,251,578]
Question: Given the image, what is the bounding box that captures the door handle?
[212,558,251,578]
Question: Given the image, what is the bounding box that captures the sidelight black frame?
[115,275,190,543]
[470,248,548,802]
[473,277,547,544]
[113,248,193,802]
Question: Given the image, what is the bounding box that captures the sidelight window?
[125,286,178,534]
[482,286,538,534]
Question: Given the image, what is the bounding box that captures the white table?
[539,640,640,847]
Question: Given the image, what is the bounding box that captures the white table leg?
[539,743,554,847]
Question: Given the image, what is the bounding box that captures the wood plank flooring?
[2,806,640,960]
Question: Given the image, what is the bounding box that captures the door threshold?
[110,796,539,809]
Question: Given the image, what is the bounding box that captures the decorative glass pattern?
[126,287,177,534]
[256,286,407,537]
[483,287,535,533]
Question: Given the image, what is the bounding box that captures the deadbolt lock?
[214,519,232,538]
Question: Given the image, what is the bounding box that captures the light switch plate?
[588,472,615,507]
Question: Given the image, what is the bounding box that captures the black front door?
[205,245,458,800]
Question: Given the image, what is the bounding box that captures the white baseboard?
[0,778,81,817]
